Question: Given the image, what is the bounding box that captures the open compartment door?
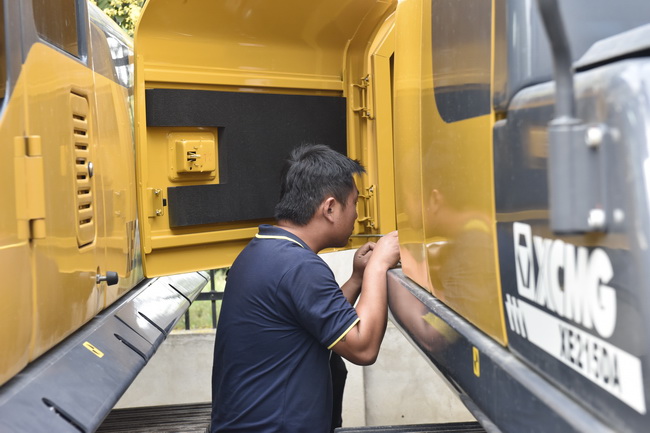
[133,0,396,277]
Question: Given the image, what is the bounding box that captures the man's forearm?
[332,232,399,365]
[348,262,390,361]
[341,274,362,305]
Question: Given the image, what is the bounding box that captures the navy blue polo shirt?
[211,225,359,433]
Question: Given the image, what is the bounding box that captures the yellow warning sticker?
[472,346,480,377]
[83,341,105,358]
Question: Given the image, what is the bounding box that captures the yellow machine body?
[0,1,139,385]
[1,0,508,387]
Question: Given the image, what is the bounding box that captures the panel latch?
[167,132,218,181]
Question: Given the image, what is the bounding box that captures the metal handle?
[536,0,576,120]
[536,0,608,234]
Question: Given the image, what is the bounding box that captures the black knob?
[97,271,119,286]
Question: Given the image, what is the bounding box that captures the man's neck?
[276,220,327,253]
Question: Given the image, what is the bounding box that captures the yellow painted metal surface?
[134,0,397,277]
[23,43,102,359]
[0,70,32,386]
[393,0,431,291]
[347,11,398,236]
[394,0,506,344]
[93,64,142,308]
[1,0,509,389]
[136,0,388,92]
[0,39,140,375]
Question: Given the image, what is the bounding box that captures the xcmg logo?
[507,223,645,413]
[513,222,617,338]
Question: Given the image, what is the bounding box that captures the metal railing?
[182,269,225,330]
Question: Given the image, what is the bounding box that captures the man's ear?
[322,196,337,222]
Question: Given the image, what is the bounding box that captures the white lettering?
[504,294,527,338]
[510,298,646,414]
[588,249,616,338]
[547,239,564,315]
[564,244,591,328]
[512,223,617,338]
[513,222,535,301]
[559,323,621,393]
[534,236,553,310]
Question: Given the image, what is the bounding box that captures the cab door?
[393,0,506,344]
[134,0,397,277]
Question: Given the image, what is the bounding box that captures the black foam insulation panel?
[145,89,347,227]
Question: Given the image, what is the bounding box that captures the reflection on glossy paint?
[388,274,460,356]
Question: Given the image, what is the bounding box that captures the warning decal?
[83,341,105,358]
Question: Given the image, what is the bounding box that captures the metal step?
[98,403,484,433]
[336,422,487,433]
[96,403,211,433]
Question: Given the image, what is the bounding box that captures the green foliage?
[90,0,145,36]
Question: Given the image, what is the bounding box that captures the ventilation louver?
[70,92,95,247]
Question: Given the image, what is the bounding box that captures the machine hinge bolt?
[585,125,604,148]
[588,208,606,230]
[613,208,625,224]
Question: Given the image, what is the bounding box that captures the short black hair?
[274,144,365,225]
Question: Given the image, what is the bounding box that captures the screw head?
[613,208,625,224]
[585,126,604,148]
[588,208,606,230]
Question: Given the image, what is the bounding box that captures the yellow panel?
[393,0,431,290]
[92,67,143,307]
[342,2,398,237]
[136,0,385,91]
[394,0,506,344]
[0,73,32,386]
[134,0,397,277]
[346,11,398,236]
[1,5,140,386]
[23,43,102,359]
[370,19,398,235]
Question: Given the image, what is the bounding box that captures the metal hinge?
[357,184,377,229]
[14,135,46,240]
[351,75,374,119]
[148,187,165,217]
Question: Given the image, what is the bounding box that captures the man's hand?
[342,242,375,305]
[368,231,400,270]
[351,242,375,283]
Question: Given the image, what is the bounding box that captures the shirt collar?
[256,224,309,249]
